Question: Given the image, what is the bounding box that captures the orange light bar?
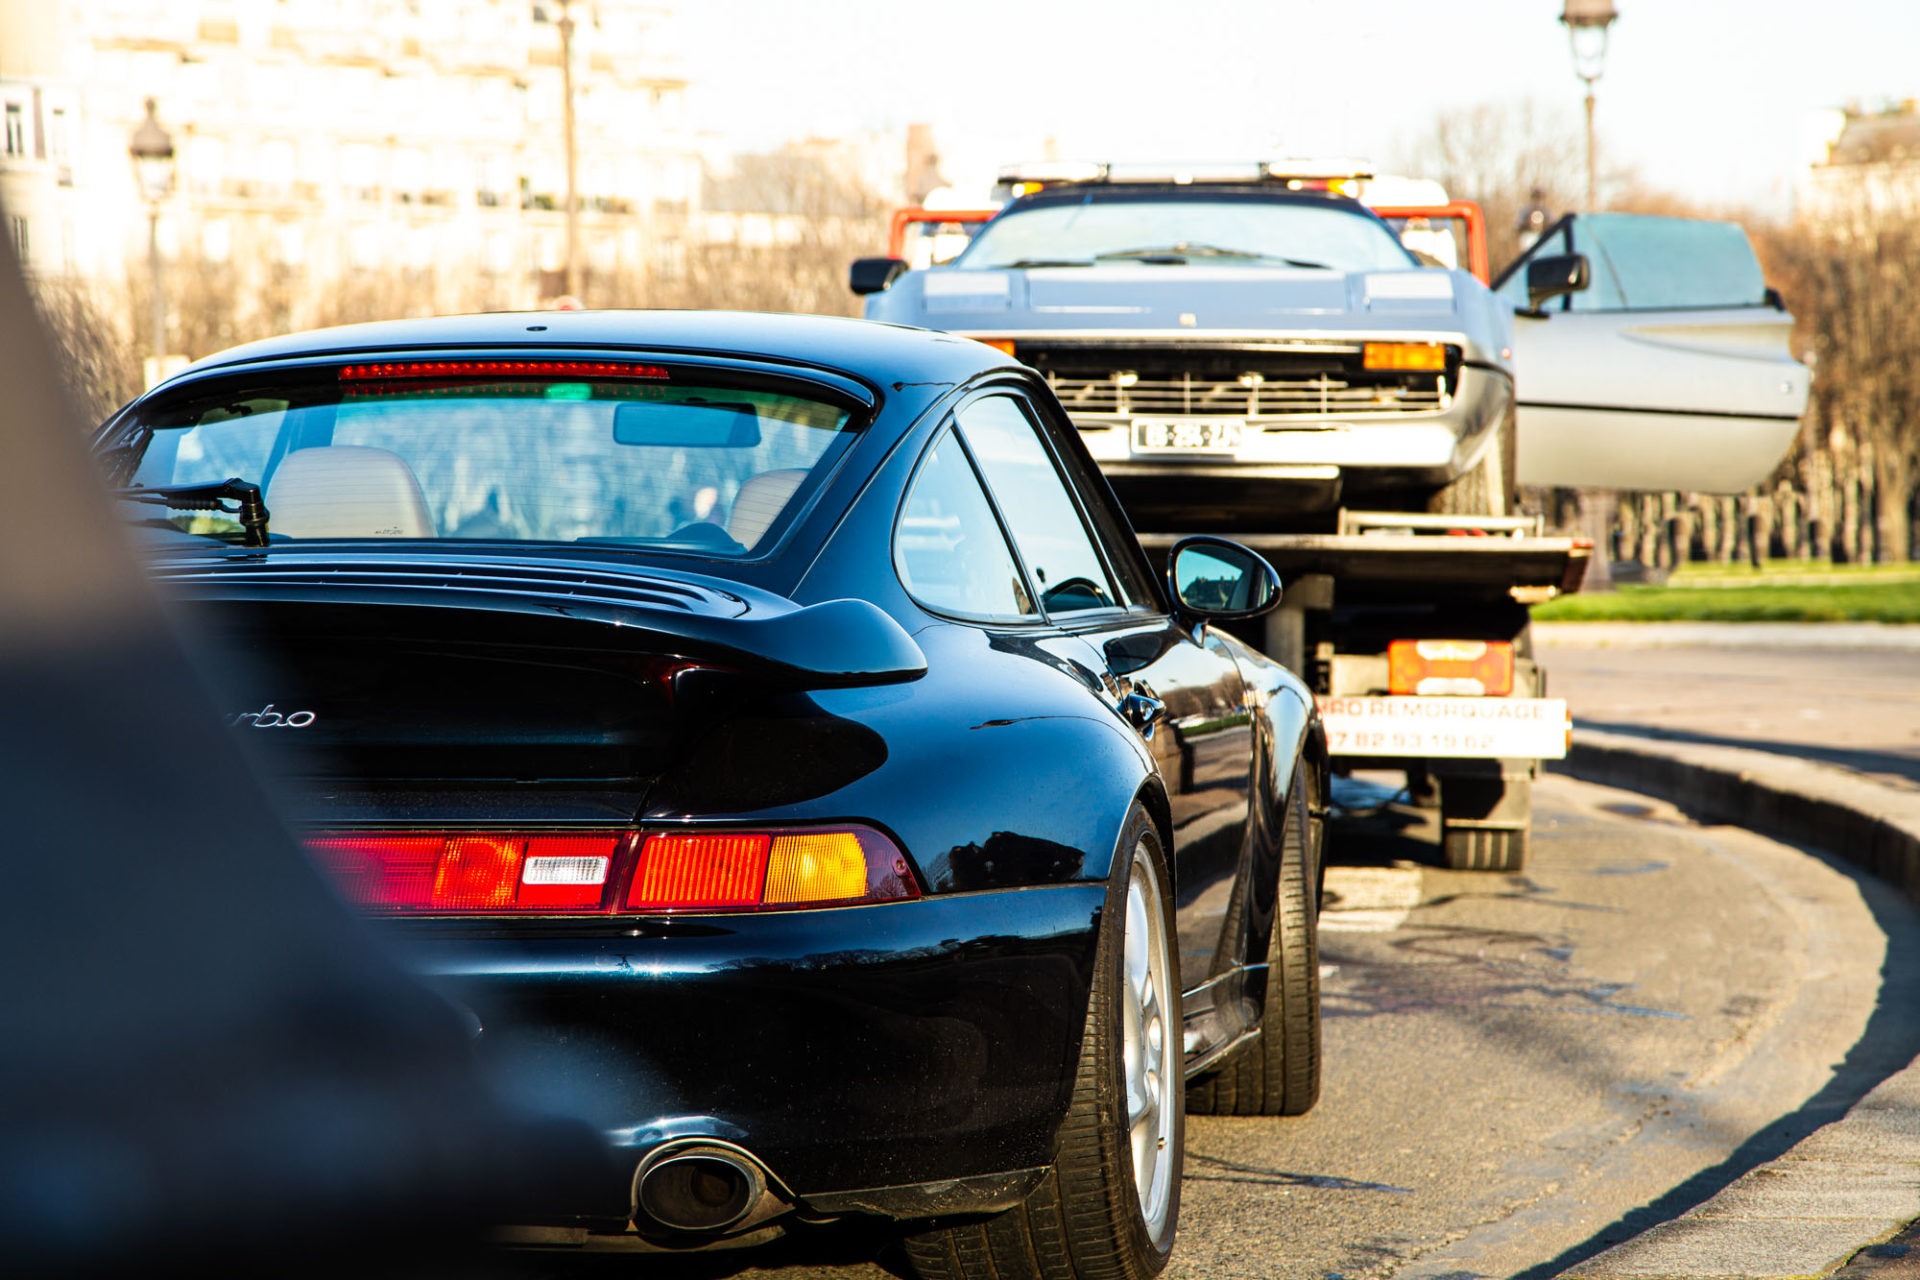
[1363,343,1447,373]
[1387,639,1514,697]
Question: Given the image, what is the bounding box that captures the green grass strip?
[1535,579,1920,623]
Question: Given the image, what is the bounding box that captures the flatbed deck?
[1135,514,1590,600]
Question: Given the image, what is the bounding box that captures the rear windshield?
[957,193,1417,272]
[110,362,859,556]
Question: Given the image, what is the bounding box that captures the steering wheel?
[1041,576,1111,611]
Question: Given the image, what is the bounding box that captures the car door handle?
[1121,692,1166,739]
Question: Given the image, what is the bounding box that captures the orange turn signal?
[1363,342,1447,372]
[975,338,1018,356]
[765,833,869,904]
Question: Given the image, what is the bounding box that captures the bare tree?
[29,276,139,424]
[609,143,889,317]
[1393,98,1587,273]
[1763,199,1920,561]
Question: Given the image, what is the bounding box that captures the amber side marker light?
[1388,639,1515,697]
[974,338,1019,357]
[1362,342,1447,372]
[304,826,918,915]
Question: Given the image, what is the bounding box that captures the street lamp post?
[127,98,175,383]
[556,0,580,301]
[1560,0,1619,210]
[1516,186,1552,253]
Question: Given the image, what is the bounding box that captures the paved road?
[1537,627,1920,793]
[511,769,1920,1280]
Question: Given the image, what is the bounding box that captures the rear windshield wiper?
[993,258,1096,269]
[119,478,271,547]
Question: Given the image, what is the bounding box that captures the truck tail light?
[1387,639,1514,696]
[304,826,918,916]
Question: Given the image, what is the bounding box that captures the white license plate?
[1315,696,1571,760]
[1132,418,1244,453]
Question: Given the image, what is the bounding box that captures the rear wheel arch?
[1133,780,1175,880]
[904,801,1182,1280]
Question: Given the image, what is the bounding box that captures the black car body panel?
[406,883,1105,1208]
[102,311,1323,1243]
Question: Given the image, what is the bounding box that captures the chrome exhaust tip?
[632,1142,779,1235]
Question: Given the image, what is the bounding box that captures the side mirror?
[1525,253,1590,313]
[849,257,909,296]
[1166,536,1281,623]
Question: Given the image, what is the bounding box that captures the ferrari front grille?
[1043,371,1448,417]
[1018,342,1456,419]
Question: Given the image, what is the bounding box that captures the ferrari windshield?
[956,193,1418,272]
[110,363,858,555]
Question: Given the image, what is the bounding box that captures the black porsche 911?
[96,311,1326,1278]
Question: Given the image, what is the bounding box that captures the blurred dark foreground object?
[0,235,610,1273]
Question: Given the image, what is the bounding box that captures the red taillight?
[303,826,919,915]
[627,833,771,910]
[306,831,625,913]
[337,359,669,381]
[1387,639,1515,696]
[432,836,524,910]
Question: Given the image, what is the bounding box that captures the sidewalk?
[1537,626,1920,1279]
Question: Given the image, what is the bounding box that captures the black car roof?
[165,309,1018,391]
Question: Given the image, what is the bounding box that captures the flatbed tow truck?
[862,165,1799,871]
[1138,511,1585,869]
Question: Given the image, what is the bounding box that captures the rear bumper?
[401,882,1106,1221]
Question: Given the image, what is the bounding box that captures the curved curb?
[1547,729,1920,1279]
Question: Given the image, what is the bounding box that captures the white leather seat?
[266,446,437,539]
[726,468,807,550]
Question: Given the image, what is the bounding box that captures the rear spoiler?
[152,558,927,687]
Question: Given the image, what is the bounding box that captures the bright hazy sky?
[676,0,1919,213]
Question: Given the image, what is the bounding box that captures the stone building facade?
[0,0,698,325]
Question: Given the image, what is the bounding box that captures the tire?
[1428,409,1512,518]
[903,806,1182,1280]
[1183,763,1322,1117]
[1405,764,1442,810]
[1440,769,1532,872]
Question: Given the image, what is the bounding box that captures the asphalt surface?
[1537,624,1920,794]
[1538,625,1920,1279]
[1183,776,1920,1280]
